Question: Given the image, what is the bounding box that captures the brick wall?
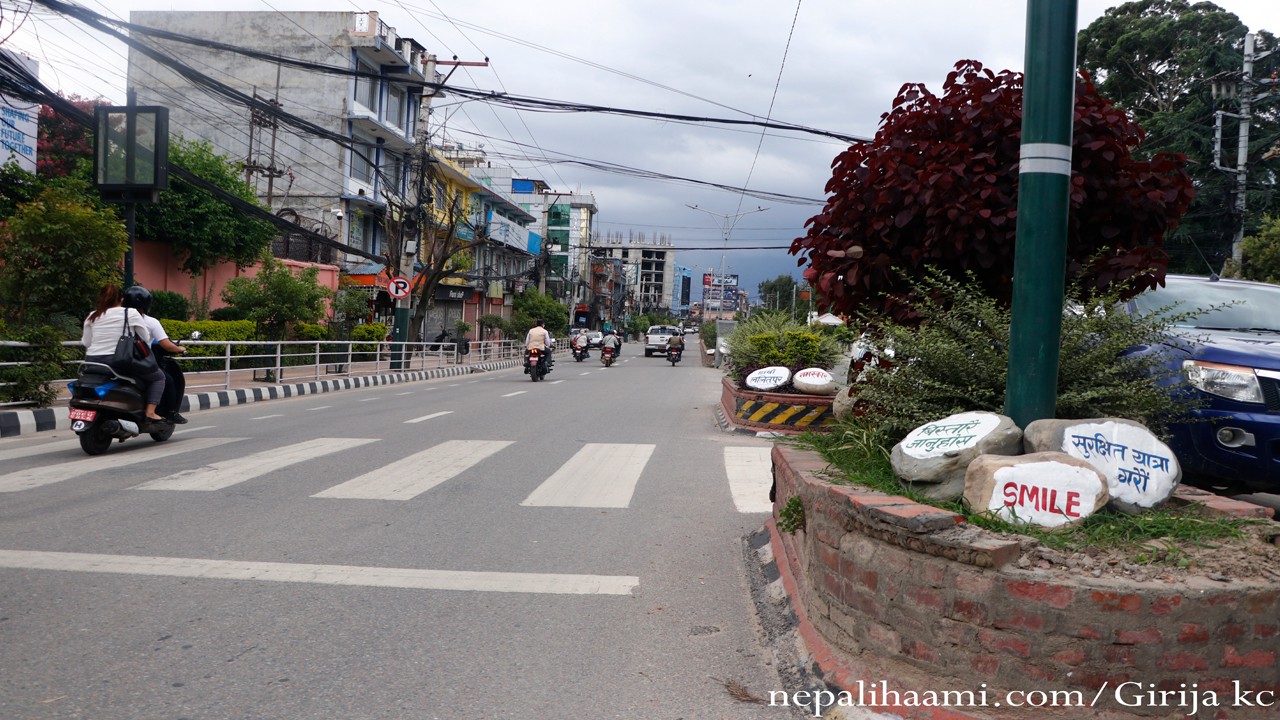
[771,444,1280,719]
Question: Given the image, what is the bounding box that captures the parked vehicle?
[67,331,199,455]
[1128,274,1280,492]
[668,346,683,366]
[601,346,617,367]
[524,347,549,381]
[644,325,681,356]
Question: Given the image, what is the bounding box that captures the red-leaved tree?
[791,60,1195,324]
[37,95,103,179]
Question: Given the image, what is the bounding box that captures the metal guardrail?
[1,338,559,408]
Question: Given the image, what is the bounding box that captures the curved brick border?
[770,444,1280,720]
[720,377,835,433]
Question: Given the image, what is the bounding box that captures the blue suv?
[1128,274,1280,491]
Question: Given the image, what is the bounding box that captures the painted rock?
[1024,418,1181,514]
[792,367,837,395]
[964,452,1110,528]
[891,412,1022,500]
[745,366,791,391]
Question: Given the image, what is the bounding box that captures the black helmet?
[123,285,153,314]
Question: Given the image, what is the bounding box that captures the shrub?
[210,305,248,322]
[150,290,190,321]
[351,322,387,360]
[723,313,842,383]
[292,323,327,342]
[0,322,75,407]
[159,319,257,371]
[846,270,1203,440]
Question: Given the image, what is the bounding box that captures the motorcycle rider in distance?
[666,332,685,353]
[524,318,553,374]
[571,330,590,359]
[600,329,621,361]
[124,285,189,424]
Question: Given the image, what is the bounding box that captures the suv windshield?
[1132,279,1280,332]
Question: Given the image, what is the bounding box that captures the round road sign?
[388,276,411,299]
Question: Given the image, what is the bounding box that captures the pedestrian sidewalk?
[0,358,523,439]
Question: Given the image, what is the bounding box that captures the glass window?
[355,60,378,112]
[548,204,570,226]
[350,142,374,183]
[386,86,405,127]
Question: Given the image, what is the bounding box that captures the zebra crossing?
[0,436,775,512]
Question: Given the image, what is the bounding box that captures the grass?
[785,422,1263,562]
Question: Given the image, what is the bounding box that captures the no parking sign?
[388,276,411,299]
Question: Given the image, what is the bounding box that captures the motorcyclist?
[80,284,167,425]
[571,330,590,359]
[524,319,553,374]
[124,285,189,424]
[600,329,621,360]
[666,332,685,352]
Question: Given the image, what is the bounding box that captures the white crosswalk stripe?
[521,443,655,508]
[724,446,774,513]
[0,437,244,493]
[132,438,378,491]
[312,440,512,500]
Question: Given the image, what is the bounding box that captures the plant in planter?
[723,312,842,392]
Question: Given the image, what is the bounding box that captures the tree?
[1077,0,1278,272]
[791,60,1195,324]
[220,253,333,340]
[0,185,128,327]
[134,137,277,275]
[36,95,101,179]
[1239,215,1280,284]
[511,289,567,336]
[757,274,800,315]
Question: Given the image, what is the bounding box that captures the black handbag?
[109,308,158,377]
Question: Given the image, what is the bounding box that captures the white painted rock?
[890,412,1022,501]
[1024,418,1181,514]
[792,367,837,395]
[745,366,791,391]
[964,452,1110,529]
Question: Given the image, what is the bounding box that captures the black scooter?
[67,333,197,455]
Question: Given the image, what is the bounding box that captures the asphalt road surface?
[0,351,797,719]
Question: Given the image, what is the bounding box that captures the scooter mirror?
[189,331,202,340]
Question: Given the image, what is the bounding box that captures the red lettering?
[1001,482,1018,506]
[1064,492,1081,518]
[1018,484,1040,510]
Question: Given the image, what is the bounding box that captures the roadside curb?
[714,403,792,438]
[0,359,522,439]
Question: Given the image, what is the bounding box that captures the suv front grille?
[1259,375,1280,413]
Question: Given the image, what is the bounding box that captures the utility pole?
[1003,0,1078,427]
[1213,32,1276,271]
[686,204,767,321]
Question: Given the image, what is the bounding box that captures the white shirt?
[81,307,153,356]
[138,314,170,346]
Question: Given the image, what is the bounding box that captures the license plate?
[69,408,96,421]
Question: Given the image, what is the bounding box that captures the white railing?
[1,338,557,408]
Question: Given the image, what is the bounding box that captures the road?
[0,352,792,719]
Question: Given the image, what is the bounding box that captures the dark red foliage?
[37,95,102,179]
[791,60,1195,324]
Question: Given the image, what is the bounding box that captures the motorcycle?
[667,346,683,366]
[524,347,549,381]
[68,332,199,456]
[572,344,589,362]
[601,346,617,368]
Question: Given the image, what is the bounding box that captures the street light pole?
[686,204,767,320]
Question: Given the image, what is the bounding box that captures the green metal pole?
[1004,0,1078,427]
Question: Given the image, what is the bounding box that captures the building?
[596,231,680,319]
[127,10,431,269]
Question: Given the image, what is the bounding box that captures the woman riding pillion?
[80,284,168,425]
[123,286,189,424]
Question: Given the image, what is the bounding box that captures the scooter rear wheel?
[79,422,113,455]
[150,425,175,442]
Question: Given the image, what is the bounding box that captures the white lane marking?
[396,392,414,396]
[0,549,638,596]
[0,426,212,464]
[502,391,527,397]
[725,446,775,513]
[0,437,245,493]
[579,372,591,376]
[307,406,332,411]
[133,438,378,491]
[549,380,565,384]
[404,411,452,424]
[359,397,379,402]
[313,440,513,500]
[251,414,284,420]
[521,444,655,508]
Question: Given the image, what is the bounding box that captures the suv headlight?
[1182,360,1264,403]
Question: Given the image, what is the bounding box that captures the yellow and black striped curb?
[730,398,834,429]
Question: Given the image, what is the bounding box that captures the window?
[355,59,378,112]
[548,203,570,226]
[386,85,405,128]
[350,141,374,183]
[385,155,403,193]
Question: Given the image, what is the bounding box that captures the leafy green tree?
[757,275,800,315]
[0,161,42,219]
[135,137,277,275]
[330,279,372,339]
[0,186,128,327]
[220,253,333,340]
[1239,215,1280,284]
[1078,0,1278,272]
[511,289,567,336]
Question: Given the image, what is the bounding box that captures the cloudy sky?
[3,0,1276,301]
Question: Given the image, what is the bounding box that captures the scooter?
[601,346,617,367]
[68,332,198,455]
[572,345,590,362]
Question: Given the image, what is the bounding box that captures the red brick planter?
[770,444,1280,719]
[720,377,835,433]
